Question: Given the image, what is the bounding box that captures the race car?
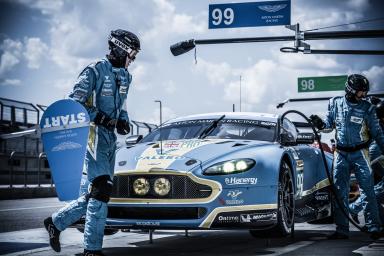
[106,112,334,237]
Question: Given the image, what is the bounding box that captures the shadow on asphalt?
[0,242,49,255]
[96,230,371,256]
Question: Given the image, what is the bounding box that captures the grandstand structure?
[0,98,157,188]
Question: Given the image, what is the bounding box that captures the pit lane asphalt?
[0,198,383,256]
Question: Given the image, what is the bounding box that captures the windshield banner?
[40,99,90,201]
[163,119,276,127]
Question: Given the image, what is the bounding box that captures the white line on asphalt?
[269,241,314,256]
[0,205,64,212]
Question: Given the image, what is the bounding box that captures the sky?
[0,0,384,126]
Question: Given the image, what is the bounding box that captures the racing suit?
[51,58,131,251]
[350,121,384,224]
[324,96,384,235]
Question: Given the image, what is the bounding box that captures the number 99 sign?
[211,8,234,26]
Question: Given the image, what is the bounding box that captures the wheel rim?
[281,165,294,227]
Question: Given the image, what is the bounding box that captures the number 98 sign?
[300,79,315,91]
[298,76,347,93]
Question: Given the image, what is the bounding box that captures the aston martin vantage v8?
[106,112,333,237]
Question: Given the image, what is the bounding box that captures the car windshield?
[141,119,277,143]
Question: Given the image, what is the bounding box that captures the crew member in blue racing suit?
[350,100,384,226]
[43,29,140,256]
[310,74,384,239]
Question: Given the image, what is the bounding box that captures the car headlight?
[133,178,150,196]
[153,178,171,196]
[203,159,256,175]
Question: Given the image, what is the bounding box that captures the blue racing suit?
[350,121,384,224]
[51,58,131,251]
[324,96,384,235]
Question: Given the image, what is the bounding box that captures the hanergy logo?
[225,177,257,185]
[43,112,87,128]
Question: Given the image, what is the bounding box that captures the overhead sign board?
[298,75,348,93]
[209,0,291,29]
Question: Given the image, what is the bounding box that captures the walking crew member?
[44,29,140,256]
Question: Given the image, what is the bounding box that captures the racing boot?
[83,249,106,256]
[43,217,61,252]
[327,231,349,240]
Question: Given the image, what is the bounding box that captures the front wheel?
[250,161,295,238]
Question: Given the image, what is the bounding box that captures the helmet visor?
[127,49,139,61]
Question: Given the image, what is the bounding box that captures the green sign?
[298,75,347,93]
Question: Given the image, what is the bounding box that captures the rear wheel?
[250,161,295,238]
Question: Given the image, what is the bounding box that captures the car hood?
[115,139,271,173]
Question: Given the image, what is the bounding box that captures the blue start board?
[209,0,291,29]
[40,99,90,201]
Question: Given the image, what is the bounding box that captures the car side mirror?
[296,132,315,144]
[280,132,296,146]
[125,135,143,147]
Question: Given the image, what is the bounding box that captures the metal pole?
[239,75,242,112]
[309,49,384,55]
[149,229,154,244]
[194,30,384,45]
[171,29,384,56]
[155,100,163,154]
[24,137,27,187]
[9,151,16,188]
[304,30,384,40]
[51,163,53,187]
[38,152,46,187]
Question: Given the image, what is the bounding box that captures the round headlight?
[133,178,150,196]
[223,162,235,173]
[153,178,171,196]
[235,160,248,171]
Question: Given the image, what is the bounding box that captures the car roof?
[166,112,279,124]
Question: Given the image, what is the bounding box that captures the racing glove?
[116,119,130,135]
[94,112,116,131]
[309,115,325,130]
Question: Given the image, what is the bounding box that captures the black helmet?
[345,74,369,95]
[376,101,384,119]
[107,29,140,68]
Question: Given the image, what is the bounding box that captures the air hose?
[281,110,370,234]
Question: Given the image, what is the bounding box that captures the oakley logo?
[109,36,130,53]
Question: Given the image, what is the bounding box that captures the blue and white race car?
[106,112,333,237]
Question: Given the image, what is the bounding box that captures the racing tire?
[250,161,295,238]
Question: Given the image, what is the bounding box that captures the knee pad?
[89,175,113,203]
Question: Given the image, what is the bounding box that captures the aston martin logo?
[227,190,242,199]
[258,4,287,13]
[52,141,82,152]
